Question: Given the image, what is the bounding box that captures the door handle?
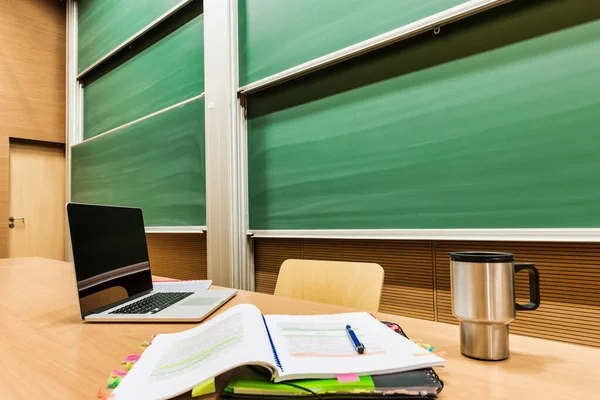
[8,216,24,228]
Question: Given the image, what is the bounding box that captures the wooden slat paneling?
[435,241,600,348]
[302,239,434,320]
[254,238,302,294]
[146,233,206,280]
[254,239,435,320]
[0,0,65,143]
[255,238,600,347]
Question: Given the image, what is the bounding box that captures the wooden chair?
[274,259,384,312]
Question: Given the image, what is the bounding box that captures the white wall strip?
[236,95,254,290]
[249,229,600,242]
[145,226,206,234]
[66,0,78,195]
[76,0,192,79]
[73,93,204,147]
[78,82,84,144]
[204,0,253,289]
[66,0,79,262]
[239,0,512,94]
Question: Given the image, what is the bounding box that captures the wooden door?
[8,141,65,260]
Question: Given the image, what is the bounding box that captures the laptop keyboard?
[109,292,194,315]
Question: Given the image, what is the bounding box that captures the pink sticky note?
[336,373,360,383]
[123,354,141,362]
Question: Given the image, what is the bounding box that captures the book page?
[264,312,445,382]
[114,304,275,400]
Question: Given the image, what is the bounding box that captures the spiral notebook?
[113,304,445,400]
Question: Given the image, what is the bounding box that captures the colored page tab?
[336,373,360,383]
[192,377,215,397]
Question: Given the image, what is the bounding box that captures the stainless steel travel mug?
[448,251,540,361]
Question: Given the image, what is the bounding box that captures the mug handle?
[514,263,541,311]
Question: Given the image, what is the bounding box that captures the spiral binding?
[426,368,444,393]
[381,320,444,394]
[262,315,284,372]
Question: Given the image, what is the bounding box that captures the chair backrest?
[274,259,384,312]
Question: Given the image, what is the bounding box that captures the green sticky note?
[191,377,215,397]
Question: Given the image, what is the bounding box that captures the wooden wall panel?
[301,240,434,320]
[254,238,434,319]
[256,238,600,348]
[254,238,301,294]
[435,241,600,348]
[146,233,207,280]
[0,0,65,143]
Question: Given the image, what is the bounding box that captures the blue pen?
[346,325,365,354]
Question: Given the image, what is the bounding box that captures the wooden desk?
[0,258,598,399]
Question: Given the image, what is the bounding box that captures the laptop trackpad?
[180,298,219,307]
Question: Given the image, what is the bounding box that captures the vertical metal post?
[204,0,253,289]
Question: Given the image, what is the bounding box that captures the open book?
[113,304,445,400]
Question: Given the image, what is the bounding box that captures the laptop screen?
[67,203,153,317]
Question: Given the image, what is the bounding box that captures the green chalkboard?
[83,14,204,140]
[238,0,466,85]
[78,0,183,73]
[248,6,600,230]
[72,99,205,227]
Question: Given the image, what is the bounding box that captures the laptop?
[67,202,236,322]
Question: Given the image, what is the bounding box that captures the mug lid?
[448,251,514,262]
